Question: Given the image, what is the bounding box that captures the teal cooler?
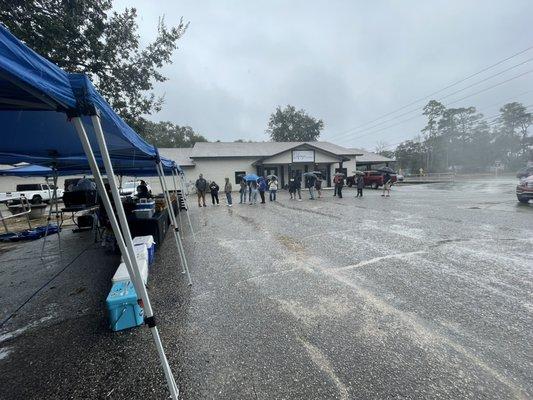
[106,281,144,331]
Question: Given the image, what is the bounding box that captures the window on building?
[235,171,246,184]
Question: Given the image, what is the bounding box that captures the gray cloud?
[120,0,533,149]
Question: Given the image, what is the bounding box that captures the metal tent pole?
[73,116,179,399]
[180,173,189,195]
[156,162,192,285]
[177,171,195,240]
[40,168,60,259]
[170,168,183,232]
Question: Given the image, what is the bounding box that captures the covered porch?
[253,144,351,188]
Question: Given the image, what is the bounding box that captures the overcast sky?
[117,0,533,150]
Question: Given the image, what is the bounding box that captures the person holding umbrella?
[258,176,267,204]
[382,172,392,197]
[378,167,395,198]
[249,180,259,205]
[304,172,317,200]
[333,172,345,198]
[239,177,247,204]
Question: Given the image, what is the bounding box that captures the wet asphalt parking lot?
[0,177,532,399]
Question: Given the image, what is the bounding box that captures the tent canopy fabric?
[0,162,180,178]
[0,25,76,111]
[0,25,182,175]
[0,164,58,177]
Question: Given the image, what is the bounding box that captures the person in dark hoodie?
[209,180,220,206]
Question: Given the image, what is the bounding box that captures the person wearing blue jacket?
[258,177,267,204]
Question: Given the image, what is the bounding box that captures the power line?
[379,104,533,150]
[334,69,533,144]
[327,45,533,138]
[329,57,533,143]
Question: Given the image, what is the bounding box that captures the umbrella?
[266,174,278,180]
[309,171,323,176]
[334,172,345,177]
[377,166,396,174]
[243,173,260,182]
[303,172,317,178]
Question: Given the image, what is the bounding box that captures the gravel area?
[0,178,531,399]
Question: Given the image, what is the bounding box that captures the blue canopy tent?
[0,26,182,398]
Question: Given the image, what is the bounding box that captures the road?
[0,178,531,399]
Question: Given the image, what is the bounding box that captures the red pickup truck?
[347,171,397,189]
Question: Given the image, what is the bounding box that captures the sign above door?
[292,150,314,163]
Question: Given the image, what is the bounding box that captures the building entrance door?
[265,166,278,179]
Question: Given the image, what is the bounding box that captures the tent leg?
[156,165,185,273]
[176,171,195,240]
[73,116,179,400]
[171,169,183,232]
[156,162,192,285]
[40,169,59,259]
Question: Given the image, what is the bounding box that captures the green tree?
[266,105,324,142]
[394,140,425,173]
[0,1,188,128]
[421,100,445,171]
[137,120,207,147]
[493,102,532,168]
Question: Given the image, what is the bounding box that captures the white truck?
[0,183,64,204]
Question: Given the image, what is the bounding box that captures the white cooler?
[120,243,148,263]
[132,236,155,266]
[112,257,149,285]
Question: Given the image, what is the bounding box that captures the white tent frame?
[40,168,62,259]
[72,115,180,399]
[172,167,195,240]
[155,161,192,285]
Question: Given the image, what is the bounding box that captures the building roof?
[190,141,363,158]
[347,148,395,164]
[158,147,195,167]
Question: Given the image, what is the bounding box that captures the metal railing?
[0,195,32,232]
[402,172,455,182]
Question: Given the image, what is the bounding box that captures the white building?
[160,141,394,189]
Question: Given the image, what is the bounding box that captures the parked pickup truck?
[0,183,64,204]
[347,171,397,189]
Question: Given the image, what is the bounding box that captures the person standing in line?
[382,173,392,197]
[209,180,220,206]
[356,174,364,198]
[224,177,233,207]
[269,178,278,201]
[315,175,323,198]
[250,180,258,205]
[195,174,207,207]
[288,176,296,200]
[258,177,267,204]
[294,174,302,201]
[307,174,317,200]
[334,174,344,198]
[239,178,247,204]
